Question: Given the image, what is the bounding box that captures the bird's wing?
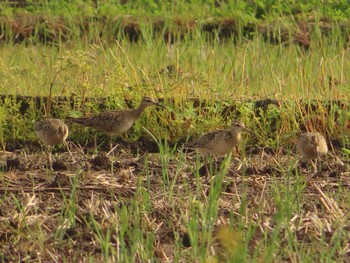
[68,110,125,127]
[187,130,231,149]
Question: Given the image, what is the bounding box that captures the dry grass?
[1,140,349,261]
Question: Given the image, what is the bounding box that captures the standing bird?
[185,121,254,174]
[67,96,166,150]
[186,121,254,156]
[34,118,72,170]
[297,132,328,173]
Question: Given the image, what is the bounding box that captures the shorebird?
[297,132,328,172]
[185,121,254,175]
[186,121,254,156]
[34,118,72,170]
[67,96,166,150]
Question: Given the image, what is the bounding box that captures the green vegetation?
[2,0,350,20]
[0,0,350,262]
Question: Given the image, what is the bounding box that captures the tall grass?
[0,24,349,145]
[1,27,349,100]
[0,2,349,262]
[2,1,350,21]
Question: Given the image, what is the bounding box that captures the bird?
[186,121,254,156]
[297,132,328,173]
[185,121,254,175]
[34,118,72,170]
[67,96,166,150]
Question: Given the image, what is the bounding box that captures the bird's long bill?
[156,103,167,110]
[243,127,256,136]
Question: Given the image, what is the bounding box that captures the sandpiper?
[67,96,166,150]
[297,132,328,172]
[34,118,71,170]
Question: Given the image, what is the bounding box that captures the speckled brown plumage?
[67,96,165,149]
[297,132,328,159]
[297,132,328,172]
[34,118,69,146]
[34,118,70,170]
[186,121,254,156]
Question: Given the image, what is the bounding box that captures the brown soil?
[0,144,349,261]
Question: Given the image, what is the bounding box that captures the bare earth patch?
[1,143,349,261]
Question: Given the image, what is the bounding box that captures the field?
[1,1,350,262]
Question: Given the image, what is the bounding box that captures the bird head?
[310,134,321,150]
[141,96,166,109]
[230,121,254,135]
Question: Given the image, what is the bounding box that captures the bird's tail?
[181,138,197,153]
[66,116,91,126]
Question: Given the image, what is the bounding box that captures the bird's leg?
[106,135,121,157]
[94,133,98,152]
[46,145,53,171]
[310,159,318,174]
[233,146,240,158]
[108,135,113,151]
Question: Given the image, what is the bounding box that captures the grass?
[1,42,348,151]
[1,1,350,262]
[1,142,349,261]
[2,0,350,21]
[1,32,349,100]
